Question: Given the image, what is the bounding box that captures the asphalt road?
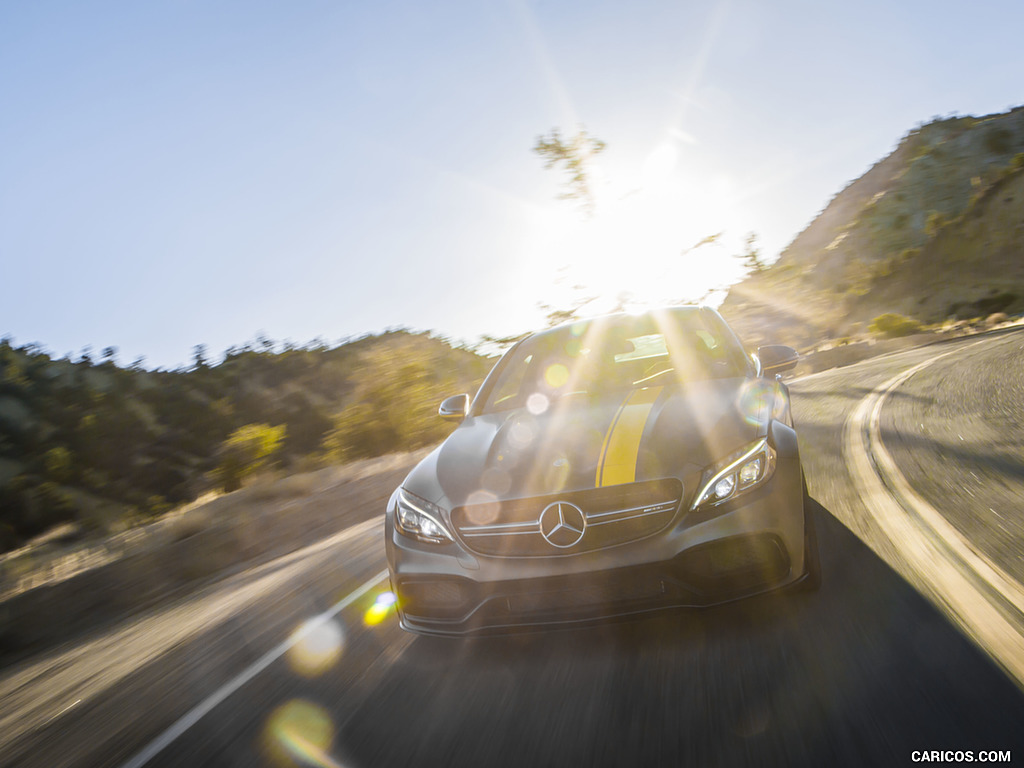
[880,329,1024,584]
[6,329,1024,768]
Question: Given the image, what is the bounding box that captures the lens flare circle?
[264,699,340,768]
[527,393,549,415]
[286,619,344,678]
[464,489,500,525]
[544,453,571,493]
[544,363,569,388]
[481,466,512,494]
[364,591,398,626]
[509,421,535,448]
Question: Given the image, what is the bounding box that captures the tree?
[539,302,590,327]
[537,288,599,327]
[682,232,722,257]
[533,127,607,214]
[43,446,74,483]
[192,344,209,370]
[257,333,275,353]
[738,232,766,274]
[476,331,530,352]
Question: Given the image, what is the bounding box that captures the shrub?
[976,292,1017,315]
[145,495,172,517]
[924,211,948,237]
[214,423,287,492]
[869,313,923,338]
[984,128,1013,156]
[43,446,74,483]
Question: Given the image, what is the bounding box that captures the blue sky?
[2,0,1023,369]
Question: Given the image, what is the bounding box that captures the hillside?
[0,332,492,551]
[720,107,1024,346]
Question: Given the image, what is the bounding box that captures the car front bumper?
[385,463,806,636]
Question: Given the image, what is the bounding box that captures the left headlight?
[394,488,453,544]
[691,438,776,510]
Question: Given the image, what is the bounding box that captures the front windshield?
[479,309,746,414]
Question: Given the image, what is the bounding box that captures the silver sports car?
[384,306,819,635]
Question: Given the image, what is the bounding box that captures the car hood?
[404,377,768,509]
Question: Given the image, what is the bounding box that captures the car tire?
[794,473,821,592]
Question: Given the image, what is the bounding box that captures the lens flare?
[465,490,500,524]
[737,380,774,426]
[545,363,569,388]
[543,454,571,493]
[364,591,397,626]
[286,618,344,678]
[527,393,549,415]
[481,466,512,494]
[264,699,341,768]
[467,489,498,505]
[509,421,535,448]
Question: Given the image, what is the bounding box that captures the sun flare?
[524,144,748,319]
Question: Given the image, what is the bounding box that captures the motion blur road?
[5,329,1024,768]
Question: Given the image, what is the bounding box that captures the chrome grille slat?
[587,508,674,527]
[451,479,682,557]
[460,501,676,534]
[584,500,677,520]
[459,520,540,533]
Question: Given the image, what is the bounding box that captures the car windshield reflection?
[479,309,747,415]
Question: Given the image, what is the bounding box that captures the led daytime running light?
[691,439,775,509]
[395,489,453,543]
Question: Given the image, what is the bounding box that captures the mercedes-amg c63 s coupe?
[385,306,819,635]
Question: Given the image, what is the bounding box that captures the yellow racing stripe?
[595,386,663,487]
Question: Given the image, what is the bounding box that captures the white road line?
[118,568,390,768]
[843,335,1024,689]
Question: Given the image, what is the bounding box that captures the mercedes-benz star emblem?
[539,501,587,548]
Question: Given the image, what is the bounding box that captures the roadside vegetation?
[0,331,491,552]
[868,313,924,338]
[6,106,1024,563]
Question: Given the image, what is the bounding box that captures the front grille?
[451,478,682,557]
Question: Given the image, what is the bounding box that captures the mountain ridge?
[720,106,1024,346]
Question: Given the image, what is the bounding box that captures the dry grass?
[1,448,431,659]
[0,449,429,604]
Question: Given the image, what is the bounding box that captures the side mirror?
[438,394,470,421]
[757,345,799,376]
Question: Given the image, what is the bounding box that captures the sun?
[526,140,748,316]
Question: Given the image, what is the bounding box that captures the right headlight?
[691,438,776,510]
[394,488,453,544]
